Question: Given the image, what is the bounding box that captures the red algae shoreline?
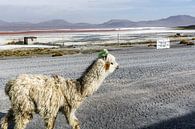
[0,28,124,35]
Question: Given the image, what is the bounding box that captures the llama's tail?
[5,80,15,96]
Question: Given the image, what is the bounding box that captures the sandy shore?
[0,45,195,129]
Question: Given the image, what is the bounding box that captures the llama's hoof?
[0,117,8,129]
[75,124,80,129]
[74,121,80,129]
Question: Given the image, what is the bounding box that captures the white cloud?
[0,0,194,23]
[0,0,144,7]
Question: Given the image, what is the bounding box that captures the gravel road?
[1,45,195,129]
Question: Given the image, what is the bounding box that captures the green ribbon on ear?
[98,49,109,58]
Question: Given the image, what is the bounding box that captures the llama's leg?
[44,116,56,129]
[14,112,32,129]
[65,109,80,129]
[0,109,14,129]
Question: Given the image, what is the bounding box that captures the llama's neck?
[78,60,107,97]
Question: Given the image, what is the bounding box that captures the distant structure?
[23,37,37,45]
[157,38,170,49]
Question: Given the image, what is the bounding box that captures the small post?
[117,33,120,44]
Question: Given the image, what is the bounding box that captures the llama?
[1,49,119,129]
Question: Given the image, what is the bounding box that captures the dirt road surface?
[0,46,195,129]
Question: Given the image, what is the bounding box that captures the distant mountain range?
[0,15,195,31]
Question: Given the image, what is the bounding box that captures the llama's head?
[98,49,119,74]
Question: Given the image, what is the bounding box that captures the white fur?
[1,53,119,129]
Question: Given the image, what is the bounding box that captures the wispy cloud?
[0,0,194,23]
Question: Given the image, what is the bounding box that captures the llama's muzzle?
[116,65,119,69]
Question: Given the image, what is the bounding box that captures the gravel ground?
[0,45,195,129]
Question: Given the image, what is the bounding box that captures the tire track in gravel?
[80,68,195,129]
[81,83,195,129]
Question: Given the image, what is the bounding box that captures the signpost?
[157,38,170,49]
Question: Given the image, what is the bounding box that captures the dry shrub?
[7,41,24,45]
[52,52,64,57]
[187,42,194,45]
[0,48,79,57]
[180,40,194,45]
[0,47,109,58]
[148,43,156,47]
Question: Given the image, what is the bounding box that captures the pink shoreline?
[0,28,124,35]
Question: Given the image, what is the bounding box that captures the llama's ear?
[104,62,110,71]
[103,55,107,60]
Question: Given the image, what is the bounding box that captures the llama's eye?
[111,62,113,65]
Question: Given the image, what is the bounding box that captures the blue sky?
[0,0,195,23]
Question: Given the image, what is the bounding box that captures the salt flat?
[0,46,195,129]
[1,27,195,46]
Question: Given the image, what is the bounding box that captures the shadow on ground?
[0,112,5,119]
[140,112,195,129]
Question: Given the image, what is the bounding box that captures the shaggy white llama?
[1,49,119,129]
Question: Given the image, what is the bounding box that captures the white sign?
[157,38,170,49]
